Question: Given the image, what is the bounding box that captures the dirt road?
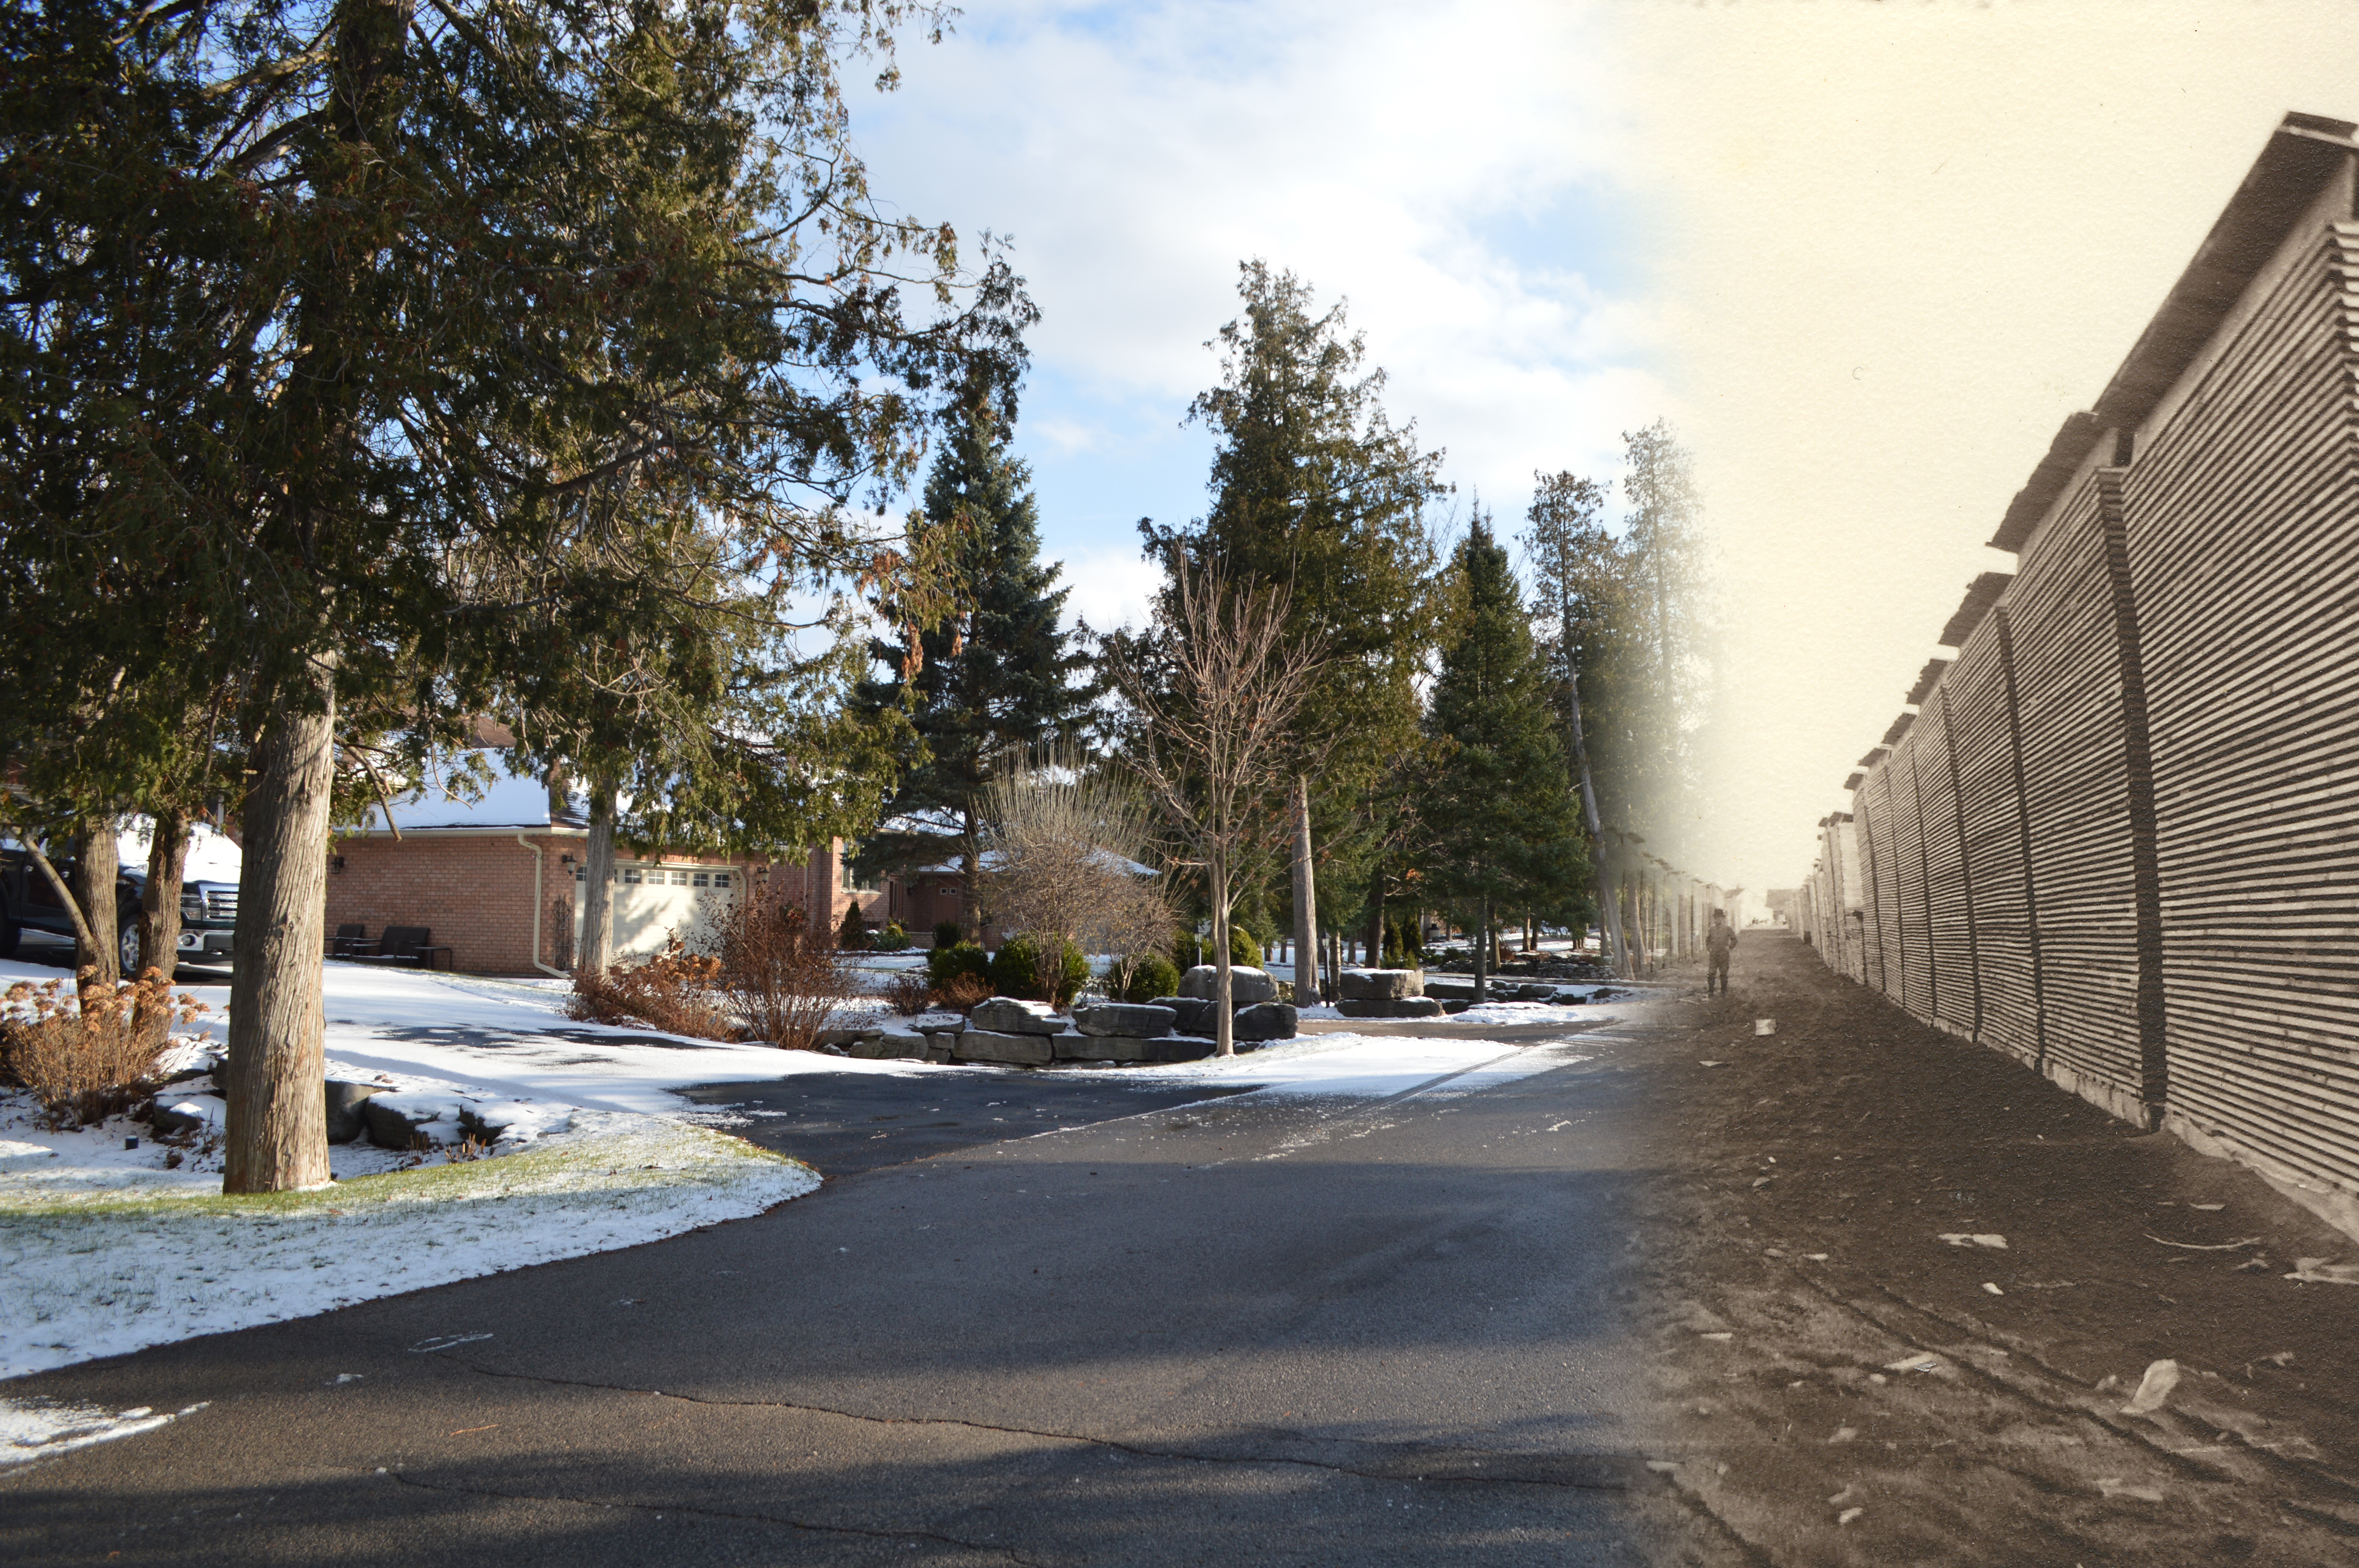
[1627,930,2359,1563]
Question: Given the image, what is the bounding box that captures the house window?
[692,872,709,888]
[573,867,585,882]
[622,868,642,884]
[712,872,731,889]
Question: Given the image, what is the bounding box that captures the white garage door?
[576,862,738,961]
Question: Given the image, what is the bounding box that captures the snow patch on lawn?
[0,1114,815,1378]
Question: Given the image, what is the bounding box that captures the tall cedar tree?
[1523,471,1632,971]
[1152,262,1443,985]
[857,407,1095,931]
[1421,515,1589,1001]
[1,0,1026,1191]
[1617,420,1710,860]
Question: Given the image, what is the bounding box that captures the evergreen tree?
[1151,261,1446,990]
[0,0,1027,1190]
[1421,514,1589,1000]
[856,406,1095,933]
[1523,470,1633,971]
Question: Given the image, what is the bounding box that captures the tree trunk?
[578,778,618,976]
[72,820,122,984]
[1473,891,1491,1003]
[960,801,983,942]
[223,653,337,1194]
[1365,874,1385,970]
[1211,845,1234,1058]
[1561,666,1628,977]
[138,809,190,980]
[1290,775,1317,1003]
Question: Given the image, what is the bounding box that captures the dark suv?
[0,848,237,973]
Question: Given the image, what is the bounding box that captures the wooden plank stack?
[1792,113,2359,1202]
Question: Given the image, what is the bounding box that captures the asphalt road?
[0,1025,1746,1567]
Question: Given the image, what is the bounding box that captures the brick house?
[325,749,878,976]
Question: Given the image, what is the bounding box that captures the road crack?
[387,1470,1042,1563]
[462,1362,1643,1494]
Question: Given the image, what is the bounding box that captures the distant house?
[325,749,874,976]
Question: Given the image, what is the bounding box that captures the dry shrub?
[716,900,849,1051]
[981,746,1173,971]
[931,971,993,1013]
[566,935,734,1040]
[2,968,210,1127]
[882,971,934,1015]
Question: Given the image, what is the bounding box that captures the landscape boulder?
[1072,1001,1175,1039]
[1051,1032,1211,1064]
[1231,1002,1299,1042]
[1150,996,1218,1037]
[363,1096,446,1149]
[1336,996,1446,1020]
[846,1032,928,1061]
[1177,964,1278,1005]
[1338,969,1421,1002]
[149,1094,224,1137]
[969,997,1067,1036]
[324,1080,388,1144]
[953,1029,1055,1067]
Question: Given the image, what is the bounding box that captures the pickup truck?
[0,847,237,972]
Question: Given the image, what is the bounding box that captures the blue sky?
[847,0,1671,635]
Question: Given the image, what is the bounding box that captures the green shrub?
[926,940,990,989]
[837,901,870,950]
[1116,951,1181,1004]
[933,920,963,949]
[873,921,911,952]
[989,934,1089,1006]
[1171,927,1262,971]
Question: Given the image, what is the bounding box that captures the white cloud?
[854,0,1673,524]
[1052,541,1166,636]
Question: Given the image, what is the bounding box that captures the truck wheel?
[118,916,144,977]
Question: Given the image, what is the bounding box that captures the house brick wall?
[326,832,583,975]
[327,833,861,975]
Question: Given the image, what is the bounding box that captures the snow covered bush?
[2,967,207,1127]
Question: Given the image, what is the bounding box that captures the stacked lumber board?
[1858,765,1903,1001]
[2122,218,2359,1195]
[1888,735,1935,1020]
[2005,474,2146,1113]
[1916,691,1977,1037]
[1945,612,2042,1065]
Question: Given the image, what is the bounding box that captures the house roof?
[353,750,584,835]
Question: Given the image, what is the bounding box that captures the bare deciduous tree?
[1113,570,1325,1056]
[980,748,1173,995]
